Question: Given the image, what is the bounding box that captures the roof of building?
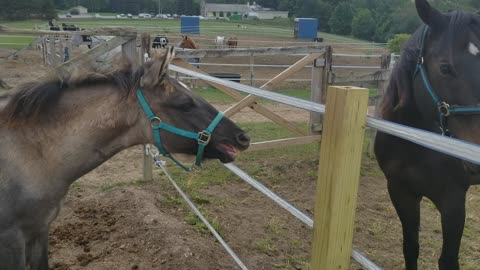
[203,3,250,13]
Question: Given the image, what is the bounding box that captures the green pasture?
[0,17,380,50]
[0,35,36,49]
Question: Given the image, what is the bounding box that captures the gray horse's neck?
[1,84,149,198]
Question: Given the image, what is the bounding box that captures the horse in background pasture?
[375,0,480,269]
[227,36,238,48]
[153,36,169,49]
[177,35,201,87]
[0,47,250,270]
[214,36,225,48]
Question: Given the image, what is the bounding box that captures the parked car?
[127,13,133,18]
[138,13,151,18]
[66,13,72,18]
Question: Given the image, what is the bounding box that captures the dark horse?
[0,48,250,269]
[375,0,480,269]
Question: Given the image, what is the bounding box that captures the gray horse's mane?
[1,57,146,125]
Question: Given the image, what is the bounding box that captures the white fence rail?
[170,64,480,165]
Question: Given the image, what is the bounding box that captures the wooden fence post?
[310,86,369,270]
[249,55,254,86]
[49,35,56,66]
[122,37,152,182]
[138,36,153,182]
[309,45,332,135]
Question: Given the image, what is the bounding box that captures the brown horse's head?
[137,47,249,163]
[179,35,198,49]
[382,0,480,143]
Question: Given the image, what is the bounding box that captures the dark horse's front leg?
[26,230,50,270]
[387,179,421,270]
[0,227,26,270]
[435,188,466,270]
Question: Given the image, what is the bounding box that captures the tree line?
[0,0,56,20]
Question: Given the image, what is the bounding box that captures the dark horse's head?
[382,0,480,143]
[138,48,249,163]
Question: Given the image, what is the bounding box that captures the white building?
[201,1,288,19]
[70,6,88,14]
[201,2,250,18]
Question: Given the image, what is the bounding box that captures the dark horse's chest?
[375,131,470,196]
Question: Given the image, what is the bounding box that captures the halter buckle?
[197,131,211,145]
[438,102,450,117]
[418,56,424,65]
[150,117,161,127]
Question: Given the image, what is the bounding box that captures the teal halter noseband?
[415,26,480,136]
[136,88,224,171]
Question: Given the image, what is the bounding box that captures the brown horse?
[375,0,480,269]
[177,35,200,87]
[0,47,250,269]
[227,36,238,48]
[178,35,198,50]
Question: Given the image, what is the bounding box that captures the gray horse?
[0,47,250,269]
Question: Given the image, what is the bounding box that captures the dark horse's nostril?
[236,133,250,147]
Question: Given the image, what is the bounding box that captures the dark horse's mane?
[1,58,150,125]
[380,10,479,121]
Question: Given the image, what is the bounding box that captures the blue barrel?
[294,18,318,39]
[181,16,200,34]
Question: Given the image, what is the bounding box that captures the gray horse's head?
[137,48,250,163]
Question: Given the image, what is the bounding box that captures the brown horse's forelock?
[180,36,198,49]
[380,10,478,120]
[1,61,145,126]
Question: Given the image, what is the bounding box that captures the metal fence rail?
[154,159,249,270]
[223,163,383,270]
[170,64,480,165]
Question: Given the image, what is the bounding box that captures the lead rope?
[145,146,249,270]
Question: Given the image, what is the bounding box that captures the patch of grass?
[277,254,310,270]
[184,209,223,236]
[0,35,36,49]
[267,216,286,235]
[255,236,277,254]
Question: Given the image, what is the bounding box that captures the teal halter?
[415,26,480,136]
[136,88,224,171]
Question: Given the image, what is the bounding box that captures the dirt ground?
[0,41,479,270]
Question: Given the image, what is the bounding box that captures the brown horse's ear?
[140,47,175,89]
[415,0,448,29]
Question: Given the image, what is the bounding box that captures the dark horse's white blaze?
[0,48,249,269]
[375,1,480,270]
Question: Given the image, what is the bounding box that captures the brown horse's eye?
[440,63,452,75]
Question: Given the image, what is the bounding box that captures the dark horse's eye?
[439,63,453,75]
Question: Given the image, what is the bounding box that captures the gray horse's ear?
[140,47,175,88]
[415,0,448,29]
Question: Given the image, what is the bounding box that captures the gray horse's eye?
[439,63,453,75]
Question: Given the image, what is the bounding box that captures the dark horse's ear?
[415,0,448,29]
[140,47,175,89]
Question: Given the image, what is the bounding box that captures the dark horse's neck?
[380,26,440,134]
